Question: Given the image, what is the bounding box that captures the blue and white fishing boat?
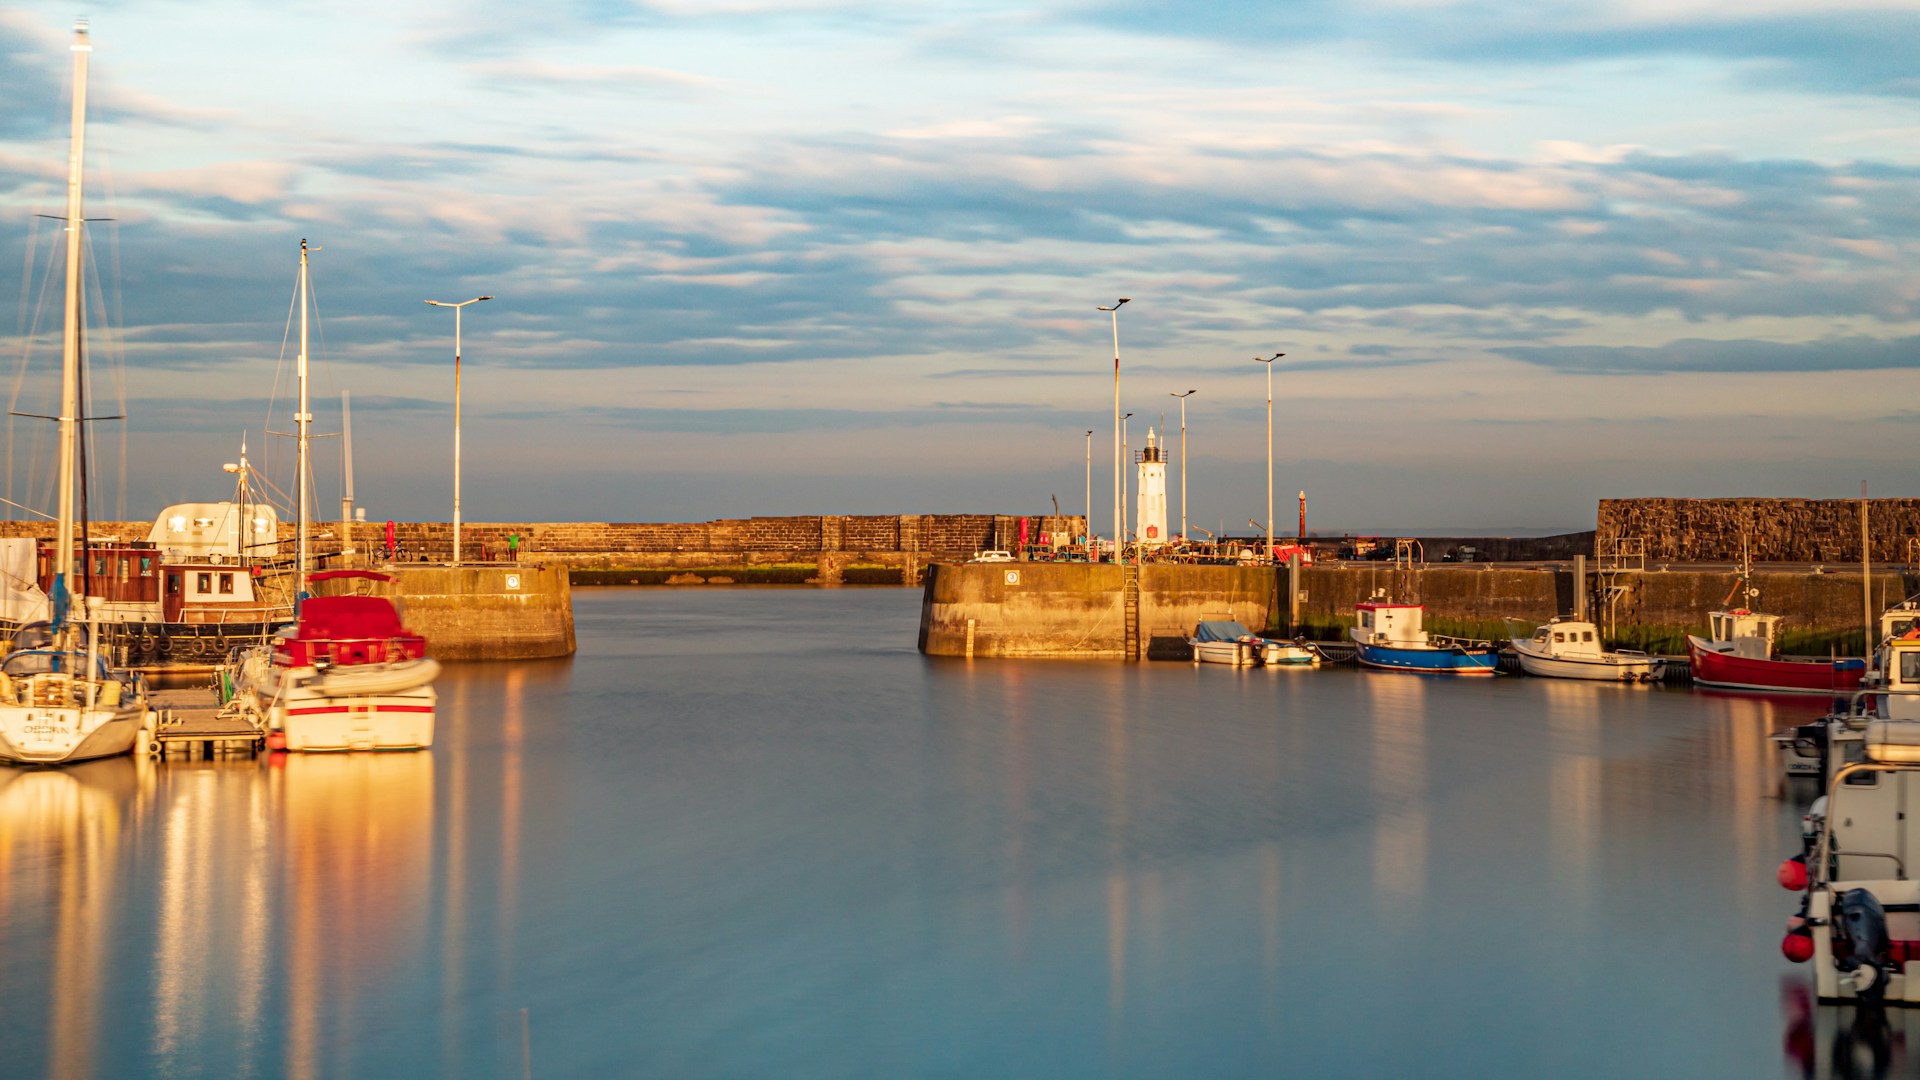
[1349,595,1497,675]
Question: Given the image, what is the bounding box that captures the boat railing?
[1832,849,1908,881]
[1430,634,1494,650]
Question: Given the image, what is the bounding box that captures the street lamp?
[1255,353,1284,560]
[1122,411,1134,560]
[1171,389,1196,542]
[1084,430,1093,550]
[1098,298,1130,563]
[425,294,493,564]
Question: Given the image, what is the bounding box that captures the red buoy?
[1783,930,1815,963]
[1779,856,1809,891]
[266,731,287,752]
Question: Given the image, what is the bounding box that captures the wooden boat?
[1687,608,1864,694]
[0,22,150,764]
[1349,595,1497,675]
[1511,618,1664,681]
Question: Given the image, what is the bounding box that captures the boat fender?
[1782,926,1815,964]
[1778,854,1809,891]
[266,731,287,752]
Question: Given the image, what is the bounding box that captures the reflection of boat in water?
[0,754,140,821]
[1510,618,1664,682]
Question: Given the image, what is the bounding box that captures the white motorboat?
[1257,639,1322,666]
[1190,620,1260,666]
[0,22,149,765]
[229,572,437,752]
[1781,719,1920,1004]
[1510,618,1665,682]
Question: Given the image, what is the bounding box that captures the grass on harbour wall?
[570,564,905,586]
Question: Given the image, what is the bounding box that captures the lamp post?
[1084,430,1093,550]
[1256,353,1284,560]
[1171,389,1195,541]
[1122,411,1134,562]
[425,294,493,564]
[1098,298,1130,563]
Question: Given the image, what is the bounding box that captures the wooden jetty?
[146,688,263,759]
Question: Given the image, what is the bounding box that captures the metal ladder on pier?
[1122,565,1141,660]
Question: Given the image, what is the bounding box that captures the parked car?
[969,550,1015,563]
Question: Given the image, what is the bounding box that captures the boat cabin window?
[94,556,108,575]
[196,572,212,594]
[1553,632,1565,643]
[118,558,129,582]
[167,574,181,595]
[1845,770,1880,787]
[218,572,234,595]
[1902,652,1920,683]
[1583,631,1594,642]
[1360,610,1373,629]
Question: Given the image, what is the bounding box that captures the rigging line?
[9,208,43,522]
[266,262,298,500]
[308,274,335,512]
[16,211,62,527]
[80,227,119,528]
[101,155,127,522]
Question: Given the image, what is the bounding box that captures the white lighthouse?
[1136,427,1168,547]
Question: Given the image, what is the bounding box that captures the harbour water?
[0,587,1870,1077]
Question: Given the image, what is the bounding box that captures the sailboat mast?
[54,20,90,614]
[297,239,311,596]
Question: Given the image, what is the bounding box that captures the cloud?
[1496,334,1920,373]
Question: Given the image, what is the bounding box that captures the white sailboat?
[0,21,149,764]
[225,243,438,752]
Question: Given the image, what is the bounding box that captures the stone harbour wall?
[1598,498,1920,563]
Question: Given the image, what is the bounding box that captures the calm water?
[0,587,1877,1077]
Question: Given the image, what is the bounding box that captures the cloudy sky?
[3,0,1919,535]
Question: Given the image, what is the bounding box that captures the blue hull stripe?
[1354,642,1498,674]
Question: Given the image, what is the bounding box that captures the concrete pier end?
[312,563,577,661]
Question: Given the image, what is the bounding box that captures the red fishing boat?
[1687,608,1864,695]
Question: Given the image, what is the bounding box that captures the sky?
[4,1,1920,536]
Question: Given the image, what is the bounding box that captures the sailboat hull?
[0,704,144,764]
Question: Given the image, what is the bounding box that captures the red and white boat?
[1687,608,1865,695]
[231,570,437,751]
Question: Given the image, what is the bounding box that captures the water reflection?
[1780,978,1920,1079]
[271,752,435,1080]
[1362,675,1428,922]
[0,758,144,1080]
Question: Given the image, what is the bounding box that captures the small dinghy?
[1190,621,1262,666]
